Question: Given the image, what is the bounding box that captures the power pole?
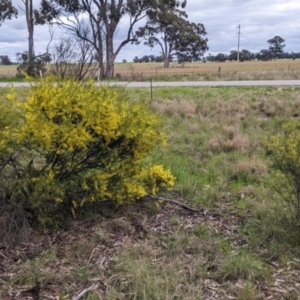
[237,24,241,62]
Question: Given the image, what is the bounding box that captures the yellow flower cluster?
[267,120,300,174]
[0,86,24,153]
[1,77,175,220]
[18,78,121,153]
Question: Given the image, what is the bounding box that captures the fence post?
[98,68,101,81]
[150,78,153,102]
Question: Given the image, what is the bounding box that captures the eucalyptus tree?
[1,0,45,75]
[37,0,165,77]
[135,0,208,67]
[36,0,195,77]
[268,36,285,59]
[0,0,17,25]
[36,0,106,77]
[21,0,36,75]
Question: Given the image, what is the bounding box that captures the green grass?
[2,85,300,299]
[0,76,24,82]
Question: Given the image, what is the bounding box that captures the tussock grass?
[232,158,267,178]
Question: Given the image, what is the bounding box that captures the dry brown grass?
[113,60,300,81]
[1,59,300,80]
[197,101,252,120]
[256,96,300,118]
[207,124,251,154]
[222,125,240,139]
[151,99,197,118]
[189,123,199,133]
[207,134,251,154]
[223,135,251,154]
[233,158,267,177]
[0,65,17,77]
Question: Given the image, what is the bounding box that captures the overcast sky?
[0,0,299,62]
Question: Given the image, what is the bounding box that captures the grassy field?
[0,65,17,79]
[1,85,300,299]
[115,59,300,81]
[2,59,300,81]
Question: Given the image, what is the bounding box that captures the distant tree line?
[204,49,300,62]
[132,54,205,63]
[132,50,300,64]
[132,36,297,64]
[206,36,297,62]
[133,36,298,63]
[205,51,300,63]
[133,55,173,63]
[0,55,12,65]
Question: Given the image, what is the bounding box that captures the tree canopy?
[0,0,17,26]
[36,0,167,77]
[268,36,285,59]
[35,0,208,76]
[135,0,208,67]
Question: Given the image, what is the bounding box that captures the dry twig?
[142,195,205,213]
[72,283,99,300]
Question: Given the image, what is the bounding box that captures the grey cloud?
[0,0,299,62]
[185,0,300,55]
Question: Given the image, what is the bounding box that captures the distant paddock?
[0,65,18,77]
[1,60,300,80]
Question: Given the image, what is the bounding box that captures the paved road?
[103,80,300,87]
[1,80,300,88]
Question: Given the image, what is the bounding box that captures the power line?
[237,24,241,62]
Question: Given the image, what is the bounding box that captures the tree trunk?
[96,24,105,78]
[105,31,114,78]
[28,25,35,74]
[162,32,170,68]
[164,57,170,68]
[25,0,35,75]
[97,49,104,78]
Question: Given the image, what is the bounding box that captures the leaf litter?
[0,199,300,299]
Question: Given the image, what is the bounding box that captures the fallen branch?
[142,195,205,213]
[72,283,99,300]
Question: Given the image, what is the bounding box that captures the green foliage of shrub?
[0,87,23,150]
[0,77,174,227]
[266,120,300,219]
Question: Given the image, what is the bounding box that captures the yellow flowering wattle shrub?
[0,87,24,154]
[1,77,174,226]
[266,120,300,219]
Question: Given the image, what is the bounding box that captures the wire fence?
[1,60,300,80]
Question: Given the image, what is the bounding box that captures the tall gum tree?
[37,0,199,77]
[0,0,37,74]
[268,36,285,59]
[37,0,165,78]
[22,0,35,74]
[36,0,106,77]
[1,0,52,75]
[135,0,208,68]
